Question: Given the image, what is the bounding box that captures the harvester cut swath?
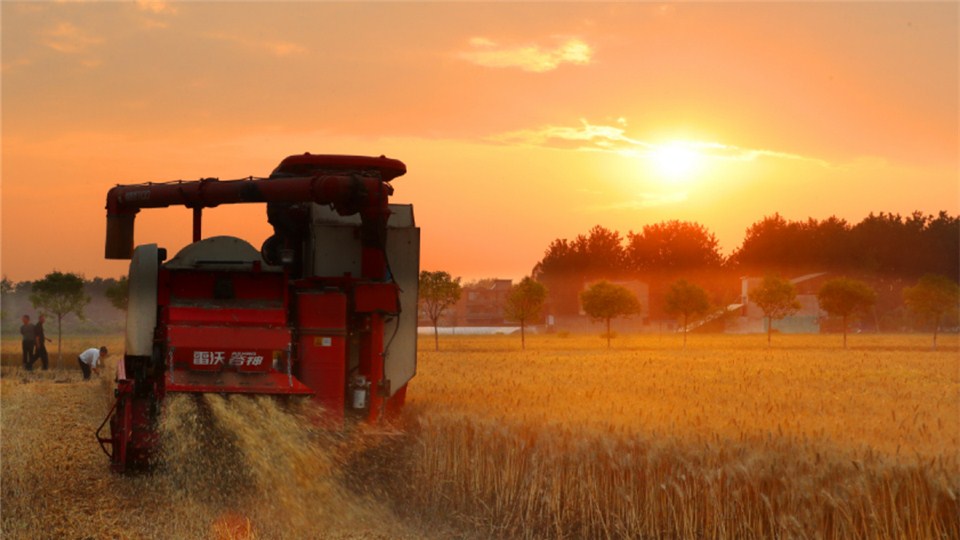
[96,154,420,473]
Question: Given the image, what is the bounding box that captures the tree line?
[534,211,958,284]
[414,211,959,349]
[420,269,959,351]
[531,212,959,322]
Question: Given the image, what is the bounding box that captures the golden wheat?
[2,333,957,538]
[397,333,960,538]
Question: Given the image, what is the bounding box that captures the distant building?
[726,272,829,334]
[452,278,513,326]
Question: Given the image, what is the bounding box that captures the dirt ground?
[0,367,449,540]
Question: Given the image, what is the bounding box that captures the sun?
[647,142,701,181]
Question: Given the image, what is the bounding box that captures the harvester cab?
[96,154,419,473]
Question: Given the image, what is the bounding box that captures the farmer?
[20,315,35,371]
[32,314,52,371]
[77,346,108,381]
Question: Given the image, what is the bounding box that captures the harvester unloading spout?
[96,154,420,473]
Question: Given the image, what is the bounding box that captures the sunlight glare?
[648,142,701,181]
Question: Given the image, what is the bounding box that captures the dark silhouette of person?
[20,315,35,371]
[32,314,52,371]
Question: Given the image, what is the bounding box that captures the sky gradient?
[2,2,957,282]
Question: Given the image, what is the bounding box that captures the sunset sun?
[648,142,702,181]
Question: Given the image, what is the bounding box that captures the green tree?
[903,274,960,350]
[30,271,91,368]
[751,275,801,345]
[105,276,129,311]
[817,278,877,348]
[580,281,640,348]
[1,276,12,322]
[664,279,710,349]
[504,277,548,350]
[419,271,462,351]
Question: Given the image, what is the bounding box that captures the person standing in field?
[32,314,52,371]
[20,315,36,371]
[77,346,108,381]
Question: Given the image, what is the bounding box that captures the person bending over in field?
[77,346,108,381]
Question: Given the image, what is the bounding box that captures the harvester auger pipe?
[105,165,401,260]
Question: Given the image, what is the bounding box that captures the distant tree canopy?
[418,271,462,351]
[730,211,959,279]
[626,220,723,272]
[580,281,641,348]
[532,212,957,321]
[105,276,129,311]
[903,274,960,350]
[533,225,627,315]
[534,222,724,316]
[751,275,801,345]
[817,278,877,348]
[0,276,12,321]
[504,277,548,350]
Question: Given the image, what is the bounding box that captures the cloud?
[491,119,831,167]
[205,32,306,57]
[491,119,642,151]
[458,36,592,73]
[41,22,103,54]
[1,58,32,73]
[136,0,178,15]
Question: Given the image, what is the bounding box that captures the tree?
[504,277,548,350]
[419,271,462,351]
[664,279,710,349]
[105,276,130,311]
[533,225,627,316]
[580,281,640,348]
[626,220,723,273]
[29,271,91,368]
[751,275,801,345]
[1,276,12,322]
[903,274,960,350]
[817,278,877,348]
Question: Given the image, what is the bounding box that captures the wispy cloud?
[491,119,831,167]
[205,32,306,57]
[41,22,103,54]
[458,36,592,73]
[492,119,642,152]
[136,0,178,15]
[1,58,32,74]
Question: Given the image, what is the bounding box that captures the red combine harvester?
[96,154,419,473]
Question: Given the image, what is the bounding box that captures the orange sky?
[2,2,957,283]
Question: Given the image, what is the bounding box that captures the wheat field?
[400,333,960,538]
[2,333,958,538]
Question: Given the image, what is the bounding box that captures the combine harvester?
[96,154,419,473]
